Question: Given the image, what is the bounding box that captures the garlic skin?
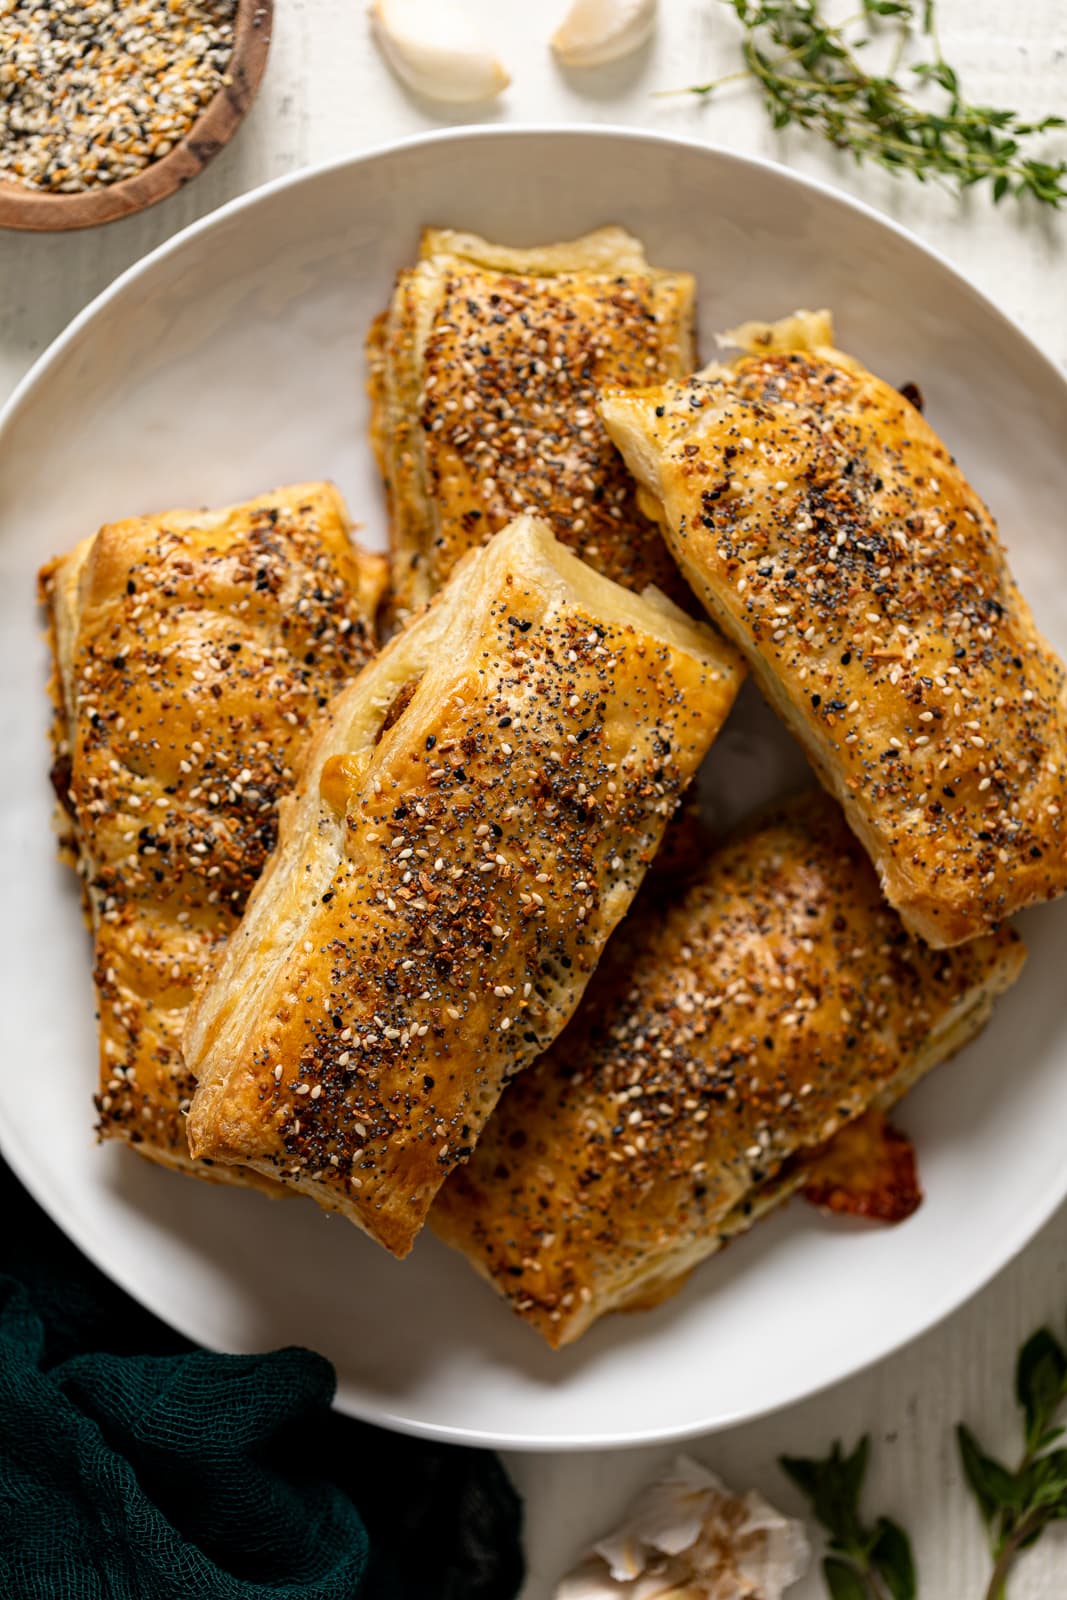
[555,1456,810,1600]
[371,0,510,104]
[551,0,658,69]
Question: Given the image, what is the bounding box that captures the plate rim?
[3,123,1066,1451]
[7,120,1067,440]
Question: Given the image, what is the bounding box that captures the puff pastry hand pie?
[433,791,1024,1346]
[40,484,386,1181]
[368,226,696,615]
[599,311,1067,946]
[184,515,744,1257]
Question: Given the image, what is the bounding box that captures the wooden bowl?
[0,0,273,232]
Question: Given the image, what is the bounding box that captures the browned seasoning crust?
[599,311,1067,947]
[183,515,745,1257]
[432,790,1024,1347]
[39,484,387,1182]
[368,227,697,618]
[801,1108,922,1224]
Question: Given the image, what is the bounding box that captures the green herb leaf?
[823,1556,869,1600]
[781,1438,868,1548]
[958,1316,1067,1599]
[957,1425,1017,1524]
[782,1437,917,1600]
[870,1517,917,1600]
[1016,1448,1067,1517]
[1015,1328,1067,1449]
[684,0,1067,207]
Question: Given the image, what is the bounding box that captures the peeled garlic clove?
[371,0,510,104]
[551,0,658,68]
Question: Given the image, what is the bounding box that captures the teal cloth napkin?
[0,1159,523,1600]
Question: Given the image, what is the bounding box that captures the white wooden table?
[2,4,1065,1594]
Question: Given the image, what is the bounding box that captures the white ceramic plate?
[3,128,1067,1450]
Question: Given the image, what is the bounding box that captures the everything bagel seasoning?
[0,0,236,193]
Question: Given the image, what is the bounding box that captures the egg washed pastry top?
[367,225,696,617]
[433,790,1024,1347]
[183,515,744,1257]
[39,484,387,1181]
[599,310,1067,947]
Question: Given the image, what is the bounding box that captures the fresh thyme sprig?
[686,0,1066,206]
[958,1324,1067,1600]
[780,1436,917,1600]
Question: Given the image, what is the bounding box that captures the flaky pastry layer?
[369,225,697,617]
[184,515,744,1256]
[40,483,386,1180]
[599,311,1067,946]
[433,791,1024,1346]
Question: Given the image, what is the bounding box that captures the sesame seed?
[0,0,237,195]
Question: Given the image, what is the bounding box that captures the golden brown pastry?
[368,226,696,616]
[800,1110,921,1224]
[432,791,1024,1347]
[183,514,744,1256]
[599,311,1067,947]
[40,484,387,1182]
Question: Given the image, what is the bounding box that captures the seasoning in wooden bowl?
[0,0,272,230]
[1,0,236,193]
